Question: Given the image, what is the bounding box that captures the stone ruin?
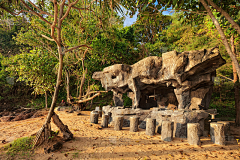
[92,46,226,138]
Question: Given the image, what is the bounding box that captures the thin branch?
[60,0,79,22]
[27,0,54,17]
[0,6,32,15]
[82,91,108,99]
[65,45,92,52]
[51,0,60,46]
[41,34,55,41]
[75,91,108,103]
[216,73,234,82]
[20,0,52,26]
[74,48,89,64]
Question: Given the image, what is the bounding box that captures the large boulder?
[93,46,225,110]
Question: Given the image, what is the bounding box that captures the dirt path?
[0,110,240,160]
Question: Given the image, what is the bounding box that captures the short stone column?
[101,114,109,128]
[210,122,225,145]
[217,121,230,140]
[187,123,200,146]
[161,121,174,141]
[130,116,139,132]
[114,116,124,131]
[90,111,99,124]
[146,118,156,136]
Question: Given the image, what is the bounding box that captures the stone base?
[102,105,210,138]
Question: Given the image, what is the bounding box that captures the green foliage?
[210,81,236,119]
[0,16,28,56]
[5,136,34,157]
[5,49,58,95]
[123,93,132,107]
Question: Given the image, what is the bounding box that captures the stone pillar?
[187,123,200,146]
[146,118,156,136]
[217,121,230,140]
[114,116,124,131]
[90,111,99,124]
[101,114,109,128]
[130,116,139,132]
[210,122,225,145]
[161,121,174,141]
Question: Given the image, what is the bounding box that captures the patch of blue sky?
[123,7,173,27]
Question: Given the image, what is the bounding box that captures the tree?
[0,0,126,145]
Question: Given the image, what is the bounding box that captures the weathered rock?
[114,116,123,131]
[161,121,174,141]
[101,114,109,128]
[146,118,156,136]
[90,111,99,124]
[93,47,225,110]
[210,122,225,145]
[130,116,139,132]
[187,123,200,146]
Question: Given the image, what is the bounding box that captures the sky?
[123,10,172,27]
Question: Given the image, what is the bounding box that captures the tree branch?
[51,0,60,46]
[65,45,92,52]
[41,34,55,41]
[75,91,108,103]
[216,73,233,82]
[0,6,31,15]
[206,0,240,35]
[60,0,79,22]
[27,0,54,17]
[20,0,52,26]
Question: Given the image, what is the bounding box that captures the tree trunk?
[231,36,238,83]
[200,0,240,82]
[45,46,63,124]
[45,91,48,109]
[231,35,240,125]
[52,112,73,140]
[78,64,87,99]
[66,70,70,104]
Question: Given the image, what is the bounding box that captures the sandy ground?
[0,110,240,160]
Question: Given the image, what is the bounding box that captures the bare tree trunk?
[66,70,70,104]
[45,91,48,109]
[231,35,240,125]
[79,68,87,99]
[45,47,63,124]
[200,0,240,82]
[52,112,73,140]
[231,36,238,83]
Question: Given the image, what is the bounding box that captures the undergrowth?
[4,136,35,158]
[209,81,236,120]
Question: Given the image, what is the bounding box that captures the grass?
[4,136,35,158]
